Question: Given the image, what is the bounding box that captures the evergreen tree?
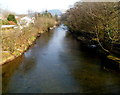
[7,14,17,24]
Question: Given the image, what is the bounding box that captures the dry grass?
[1,16,56,64]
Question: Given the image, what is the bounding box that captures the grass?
[1,16,56,65]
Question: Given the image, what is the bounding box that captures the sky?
[0,0,80,14]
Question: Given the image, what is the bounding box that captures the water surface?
[2,25,120,93]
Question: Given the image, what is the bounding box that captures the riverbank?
[68,29,120,70]
[1,17,57,65]
[61,2,120,70]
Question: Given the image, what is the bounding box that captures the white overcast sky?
[0,0,80,14]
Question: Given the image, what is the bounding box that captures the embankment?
[68,29,120,70]
[1,18,57,65]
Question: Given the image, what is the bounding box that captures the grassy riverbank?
[1,16,57,65]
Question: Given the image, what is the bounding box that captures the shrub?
[7,14,17,24]
[1,20,10,25]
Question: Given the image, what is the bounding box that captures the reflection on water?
[2,25,120,93]
[2,56,23,92]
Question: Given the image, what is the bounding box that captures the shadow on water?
[2,24,120,93]
[59,32,120,93]
[2,56,23,93]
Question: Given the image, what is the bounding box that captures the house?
[1,25,16,30]
[18,16,35,29]
[8,21,16,25]
[21,16,32,24]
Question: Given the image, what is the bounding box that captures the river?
[2,25,120,93]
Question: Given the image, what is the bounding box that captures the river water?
[2,25,120,93]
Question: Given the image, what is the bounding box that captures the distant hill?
[47,9,62,16]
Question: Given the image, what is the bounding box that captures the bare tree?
[61,2,120,54]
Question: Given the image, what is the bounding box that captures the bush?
[7,14,17,24]
[1,20,10,25]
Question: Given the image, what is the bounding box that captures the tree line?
[61,2,120,56]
